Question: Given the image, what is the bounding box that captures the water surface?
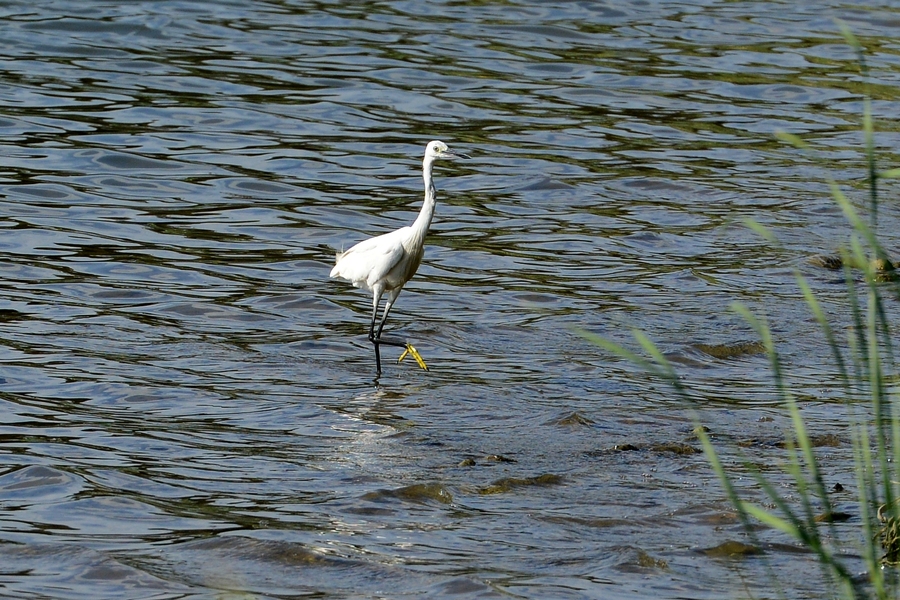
[2,0,900,598]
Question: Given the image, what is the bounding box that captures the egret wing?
[330,228,409,290]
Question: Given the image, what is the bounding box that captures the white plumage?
[330,140,468,373]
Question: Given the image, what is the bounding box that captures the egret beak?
[443,151,470,160]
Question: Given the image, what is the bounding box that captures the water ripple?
[1,0,899,597]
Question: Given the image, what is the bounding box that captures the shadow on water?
[0,0,899,597]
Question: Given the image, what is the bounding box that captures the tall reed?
[582,26,900,599]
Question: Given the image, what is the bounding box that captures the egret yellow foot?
[398,343,428,371]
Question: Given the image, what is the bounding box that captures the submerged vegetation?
[583,26,900,599]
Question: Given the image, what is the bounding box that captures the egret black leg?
[368,301,383,373]
[366,297,419,372]
[374,300,393,341]
[373,342,382,373]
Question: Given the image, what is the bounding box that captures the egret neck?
[409,153,438,250]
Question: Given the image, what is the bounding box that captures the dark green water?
[1,1,899,597]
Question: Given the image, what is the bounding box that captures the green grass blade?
[796,273,850,386]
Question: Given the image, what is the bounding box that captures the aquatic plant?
[582,26,900,600]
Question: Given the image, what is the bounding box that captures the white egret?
[330,140,469,373]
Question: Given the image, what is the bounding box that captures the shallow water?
[1,0,900,598]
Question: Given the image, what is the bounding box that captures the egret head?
[425,140,469,161]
